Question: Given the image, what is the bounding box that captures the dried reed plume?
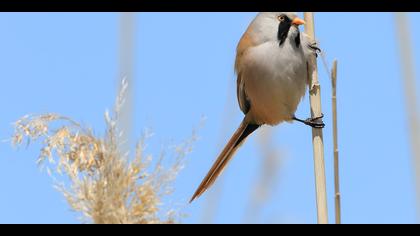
[11,79,197,224]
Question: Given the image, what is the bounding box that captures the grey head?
[249,12,304,48]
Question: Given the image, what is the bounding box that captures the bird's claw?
[308,41,321,58]
[294,113,325,129]
[304,113,325,129]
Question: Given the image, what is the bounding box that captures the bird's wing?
[235,28,256,115]
[237,72,251,114]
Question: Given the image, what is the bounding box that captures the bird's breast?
[240,41,307,125]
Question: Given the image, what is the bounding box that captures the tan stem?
[304,12,329,224]
[395,13,420,220]
[331,60,341,224]
[118,13,136,154]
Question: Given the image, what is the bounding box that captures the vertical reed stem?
[304,12,329,224]
[395,13,420,220]
[331,60,341,224]
[118,13,136,153]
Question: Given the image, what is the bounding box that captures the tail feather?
[190,119,259,203]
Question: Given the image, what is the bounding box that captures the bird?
[190,12,323,203]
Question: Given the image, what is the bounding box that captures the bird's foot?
[308,41,322,58]
[293,113,325,129]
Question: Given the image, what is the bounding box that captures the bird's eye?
[277,15,286,22]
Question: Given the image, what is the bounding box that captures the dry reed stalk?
[303,12,329,224]
[395,13,420,220]
[242,127,281,223]
[331,60,341,224]
[118,12,136,155]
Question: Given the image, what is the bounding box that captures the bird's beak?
[292,17,306,26]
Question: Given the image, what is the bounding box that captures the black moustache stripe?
[277,22,291,46]
[295,30,301,48]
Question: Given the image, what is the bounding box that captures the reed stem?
[304,12,329,224]
[331,60,341,224]
[395,13,420,220]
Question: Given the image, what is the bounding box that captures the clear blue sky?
[1,12,419,224]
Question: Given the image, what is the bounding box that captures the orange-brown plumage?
[235,26,256,74]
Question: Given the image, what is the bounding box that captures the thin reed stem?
[118,13,136,154]
[395,13,420,220]
[304,12,329,224]
[331,60,341,224]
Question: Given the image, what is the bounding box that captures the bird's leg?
[293,113,325,129]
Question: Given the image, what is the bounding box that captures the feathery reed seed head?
[12,79,197,224]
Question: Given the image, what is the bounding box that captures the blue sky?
[0,12,419,224]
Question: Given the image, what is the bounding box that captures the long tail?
[190,118,260,203]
